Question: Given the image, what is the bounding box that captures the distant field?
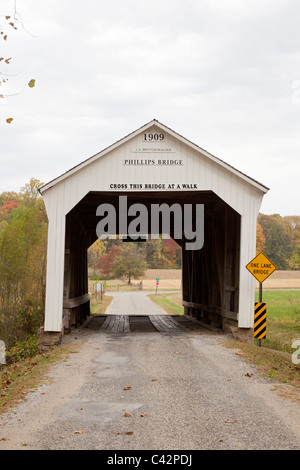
[255,270,300,289]
[90,269,300,290]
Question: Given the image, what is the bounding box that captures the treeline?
[88,236,182,280]
[0,179,47,355]
[257,214,300,270]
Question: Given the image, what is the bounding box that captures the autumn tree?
[87,239,106,276]
[256,221,266,253]
[112,244,148,284]
[0,204,47,349]
[97,244,123,278]
[258,214,293,269]
[0,178,47,352]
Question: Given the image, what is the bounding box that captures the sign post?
[155,278,160,295]
[246,252,277,346]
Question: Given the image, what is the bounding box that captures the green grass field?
[148,292,184,316]
[149,290,300,354]
[254,290,300,353]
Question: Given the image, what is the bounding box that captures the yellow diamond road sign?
[246,252,277,283]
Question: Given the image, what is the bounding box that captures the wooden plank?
[149,316,166,332]
[157,315,179,331]
[63,293,90,309]
[123,316,130,333]
[111,315,121,333]
[165,315,189,330]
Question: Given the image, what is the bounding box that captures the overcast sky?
[1,0,300,216]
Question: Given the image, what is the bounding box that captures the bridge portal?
[39,120,268,337]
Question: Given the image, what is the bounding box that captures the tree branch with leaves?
[0,2,35,124]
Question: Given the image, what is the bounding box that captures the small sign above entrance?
[246,252,277,283]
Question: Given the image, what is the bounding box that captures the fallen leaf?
[245,372,253,377]
[126,431,134,435]
[123,386,131,390]
[76,408,83,410]
[124,412,132,417]
[225,419,237,424]
[28,79,35,88]
[74,430,84,434]
[4,58,11,64]
[151,378,157,381]
[0,438,8,441]
[140,413,147,417]
[89,370,96,374]
[116,432,123,435]
[59,436,65,439]
[6,118,13,124]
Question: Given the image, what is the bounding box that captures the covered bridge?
[39,120,268,337]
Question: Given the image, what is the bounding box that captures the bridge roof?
[39,119,269,195]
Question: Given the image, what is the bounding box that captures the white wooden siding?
[40,120,267,332]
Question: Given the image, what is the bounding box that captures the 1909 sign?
[143,133,165,141]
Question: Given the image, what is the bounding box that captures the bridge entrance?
[64,190,240,332]
[39,120,268,339]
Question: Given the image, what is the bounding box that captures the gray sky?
[1,0,300,216]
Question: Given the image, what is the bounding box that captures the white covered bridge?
[39,120,268,338]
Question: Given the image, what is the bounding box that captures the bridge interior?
[63,190,241,334]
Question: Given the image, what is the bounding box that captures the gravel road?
[105,291,174,316]
[0,300,300,450]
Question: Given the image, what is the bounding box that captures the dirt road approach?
[1,307,300,450]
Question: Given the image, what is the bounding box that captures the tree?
[0,204,47,348]
[1,200,19,213]
[87,239,106,276]
[112,244,148,284]
[97,244,122,278]
[256,221,266,253]
[0,178,47,350]
[258,214,293,269]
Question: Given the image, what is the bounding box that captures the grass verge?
[224,338,300,395]
[90,294,113,314]
[148,292,184,316]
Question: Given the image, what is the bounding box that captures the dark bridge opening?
[63,191,240,333]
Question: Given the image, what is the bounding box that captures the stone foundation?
[37,327,63,352]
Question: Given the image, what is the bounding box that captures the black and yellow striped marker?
[254,302,266,339]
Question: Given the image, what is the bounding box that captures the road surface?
[0,293,300,450]
[105,291,174,316]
